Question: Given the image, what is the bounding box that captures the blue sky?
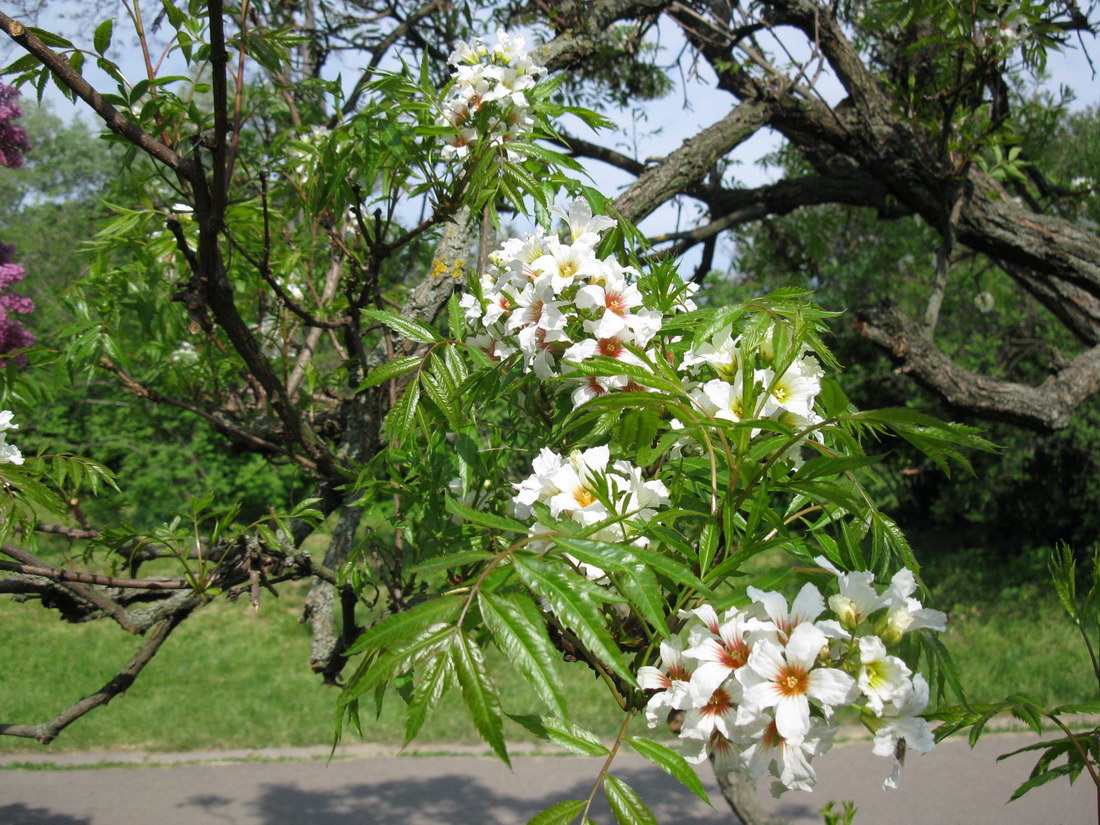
[4,6,1097,273]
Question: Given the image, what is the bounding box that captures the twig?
[0,557,190,590]
[0,609,192,744]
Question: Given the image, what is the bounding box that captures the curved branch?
[856,300,1100,430]
[552,132,647,177]
[613,101,770,224]
[0,13,194,180]
[0,608,192,744]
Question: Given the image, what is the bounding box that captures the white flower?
[759,355,822,419]
[638,637,696,726]
[0,410,24,466]
[692,376,754,423]
[739,712,835,796]
[546,446,612,522]
[681,326,739,375]
[553,199,616,247]
[684,610,769,698]
[530,238,602,294]
[737,622,856,745]
[512,447,566,518]
[857,635,913,715]
[575,263,662,346]
[814,555,889,631]
[680,679,742,745]
[878,569,947,644]
[747,582,828,640]
[870,673,935,789]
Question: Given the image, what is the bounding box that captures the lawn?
[0,545,1093,755]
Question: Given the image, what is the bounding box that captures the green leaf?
[527,799,586,825]
[480,593,570,720]
[408,550,494,575]
[93,19,113,54]
[362,308,441,343]
[358,355,422,390]
[451,631,509,765]
[1008,763,1078,801]
[1052,701,1100,715]
[27,27,75,48]
[445,495,530,534]
[698,520,718,574]
[604,775,659,825]
[383,378,420,443]
[794,454,883,481]
[404,653,453,745]
[507,714,610,756]
[342,623,457,704]
[512,555,635,684]
[161,0,187,29]
[344,595,462,656]
[617,563,669,637]
[419,363,459,428]
[626,737,712,805]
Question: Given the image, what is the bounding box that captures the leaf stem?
[580,708,637,823]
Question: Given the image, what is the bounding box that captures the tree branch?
[613,101,770,224]
[0,608,192,744]
[856,300,1100,429]
[0,13,195,180]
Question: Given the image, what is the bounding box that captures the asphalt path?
[0,732,1092,825]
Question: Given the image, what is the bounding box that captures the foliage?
[0,2,1097,824]
[930,543,1100,802]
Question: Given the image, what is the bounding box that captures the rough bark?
[666,0,1100,426]
[857,300,1100,429]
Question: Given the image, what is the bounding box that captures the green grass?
[0,583,629,755]
[2,542,1094,755]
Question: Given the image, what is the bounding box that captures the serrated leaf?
[358,355,422,390]
[604,775,659,825]
[383,378,420,443]
[451,631,509,765]
[625,737,712,805]
[794,454,883,481]
[404,653,453,745]
[161,0,187,28]
[445,495,529,533]
[512,555,634,685]
[419,366,459,428]
[341,623,457,704]
[363,308,441,344]
[617,563,669,637]
[480,593,570,720]
[1052,701,1100,715]
[1008,763,1077,801]
[528,799,586,825]
[409,550,494,575]
[507,714,609,756]
[344,595,462,656]
[93,19,113,54]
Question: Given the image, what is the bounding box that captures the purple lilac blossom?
[0,85,30,169]
[0,87,35,362]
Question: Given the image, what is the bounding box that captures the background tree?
[0,1,1098,823]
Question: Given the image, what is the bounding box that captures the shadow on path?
[231,767,723,825]
[0,804,92,825]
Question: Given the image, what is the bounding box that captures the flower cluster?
[512,445,669,574]
[0,410,23,465]
[0,85,30,170]
[0,241,35,361]
[638,560,945,795]
[439,30,546,160]
[462,200,690,408]
[677,325,826,453]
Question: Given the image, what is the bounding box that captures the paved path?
[0,733,1092,824]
